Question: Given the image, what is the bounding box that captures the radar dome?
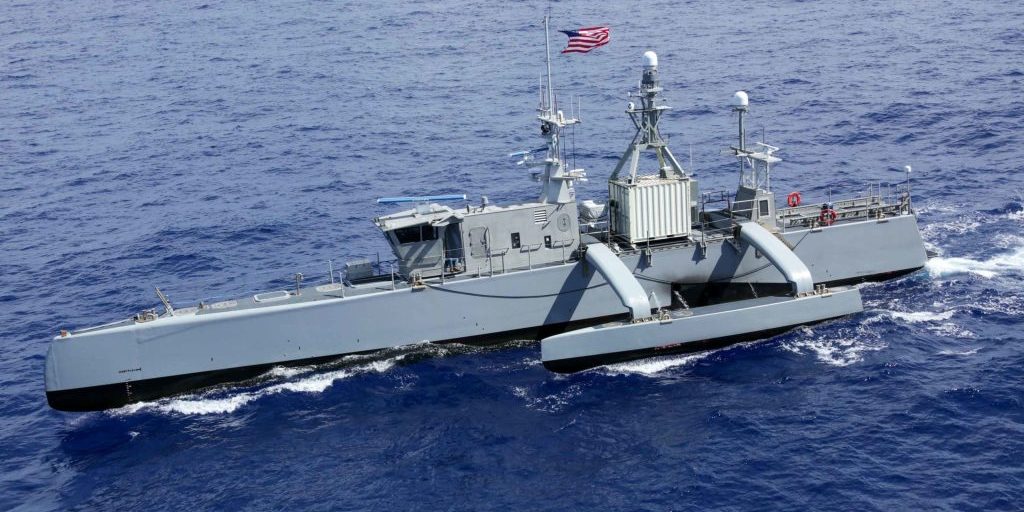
[733,90,749,108]
[642,51,658,68]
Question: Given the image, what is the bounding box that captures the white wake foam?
[930,218,980,237]
[887,309,956,323]
[597,352,711,376]
[781,325,886,367]
[930,322,976,339]
[511,383,583,413]
[969,293,1024,317]
[266,365,312,379]
[862,308,974,338]
[926,245,1024,279]
[781,336,886,367]
[937,348,979,356]
[117,358,401,416]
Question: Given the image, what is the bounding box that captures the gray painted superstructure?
[44,34,928,411]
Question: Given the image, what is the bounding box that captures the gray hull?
[45,215,927,411]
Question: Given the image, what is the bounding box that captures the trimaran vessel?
[45,20,927,411]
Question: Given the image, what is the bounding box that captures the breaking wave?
[926,244,1024,279]
[114,357,402,416]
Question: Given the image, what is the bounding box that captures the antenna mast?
[544,16,555,114]
[530,15,582,204]
[730,91,780,192]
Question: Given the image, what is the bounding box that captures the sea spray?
[926,244,1024,279]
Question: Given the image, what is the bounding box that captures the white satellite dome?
[733,90,749,108]
[642,51,658,68]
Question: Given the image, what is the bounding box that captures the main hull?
[45,314,629,412]
[46,215,928,411]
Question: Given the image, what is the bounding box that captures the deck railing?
[696,181,913,245]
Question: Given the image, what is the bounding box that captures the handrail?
[698,179,913,234]
[478,236,576,276]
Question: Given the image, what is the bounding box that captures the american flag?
[560,26,610,54]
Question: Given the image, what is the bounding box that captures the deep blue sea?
[3,1,1023,510]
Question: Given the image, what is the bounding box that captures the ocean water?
[2,0,1023,510]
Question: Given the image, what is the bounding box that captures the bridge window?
[393,225,437,244]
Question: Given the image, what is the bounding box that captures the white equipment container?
[609,175,693,244]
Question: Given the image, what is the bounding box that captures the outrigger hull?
[542,287,863,373]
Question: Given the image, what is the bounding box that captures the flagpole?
[544,15,555,113]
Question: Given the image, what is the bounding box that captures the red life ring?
[819,208,837,226]
[786,191,802,208]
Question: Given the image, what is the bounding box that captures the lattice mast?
[607,52,696,245]
[609,51,687,181]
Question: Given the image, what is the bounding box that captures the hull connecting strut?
[541,223,864,372]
